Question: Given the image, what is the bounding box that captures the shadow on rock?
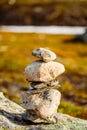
[0,109,35,125]
[0,109,49,126]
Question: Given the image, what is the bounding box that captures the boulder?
[0,92,87,130]
[71,30,87,43]
[24,60,65,82]
[32,48,56,62]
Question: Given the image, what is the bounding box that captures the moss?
[59,100,87,119]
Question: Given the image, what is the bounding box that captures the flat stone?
[24,60,65,82]
[21,89,61,123]
[32,48,56,62]
[29,79,60,90]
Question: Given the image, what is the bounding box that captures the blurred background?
[0,0,87,120]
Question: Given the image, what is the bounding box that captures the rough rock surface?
[32,48,56,62]
[0,92,87,130]
[21,89,61,123]
[24,60,65,82]
[29,79,60,90]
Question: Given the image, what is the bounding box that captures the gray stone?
[32,48,56,62]
[29,79,60,90]
[0,92,87,130]
[21,89,61,123]
[70,29,87,43]
[24,60,65,82]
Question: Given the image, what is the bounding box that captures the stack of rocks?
[21,48,65,123]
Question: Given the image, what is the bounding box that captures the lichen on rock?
[0,92,87,130]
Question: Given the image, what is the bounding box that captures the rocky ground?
[0,92,87,130]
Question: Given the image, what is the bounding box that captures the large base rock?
[23,110,57,123]
[0,92,87,130]
[21,89,61,123]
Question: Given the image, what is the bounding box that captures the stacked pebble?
[21,48,65,123]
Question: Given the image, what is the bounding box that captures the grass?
[0,31,87,119]
[59,100,87,119]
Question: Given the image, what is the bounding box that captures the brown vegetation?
[0,1,87,25]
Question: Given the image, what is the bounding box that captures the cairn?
[21,48,65,123]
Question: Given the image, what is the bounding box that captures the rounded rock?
[24,60,65,82]
[21,89,61,121]
[32,48,56,62]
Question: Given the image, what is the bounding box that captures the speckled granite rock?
[32,48,56,62]
[0,92,87,130]
[21,89,61,123]
[24,60,65,82]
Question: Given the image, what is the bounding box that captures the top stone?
[32,48,56,62]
